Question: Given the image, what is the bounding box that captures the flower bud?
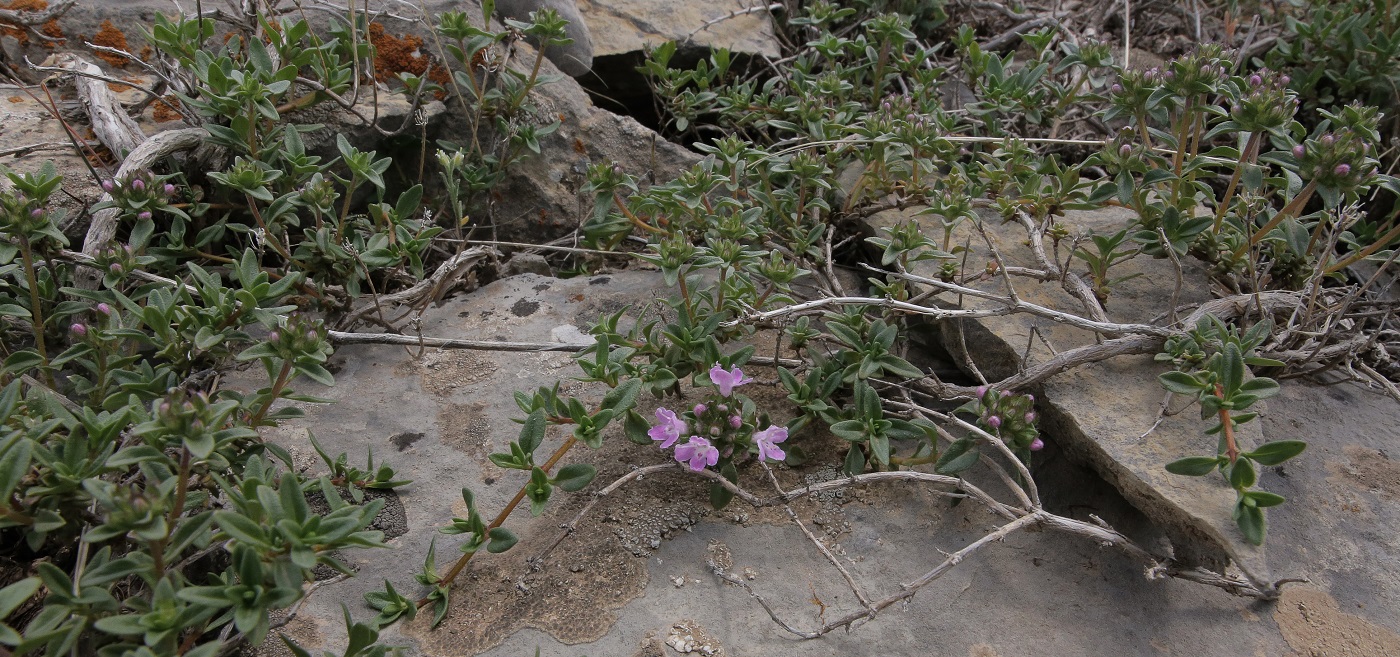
[1279,75,1290,85]
[729,415,742,429]
[987,415,1002,429]
[109,263,123,274]
[96,303,112,316]
[1025,394,1034,403]
[976,385,988,399]
[1292,144,1306,158]
[1334,163,1351,176]
[268,331,280,343]
[694,403,707,415]
[1249,74,1262,87]
[1119,144,1132,157]
[1321,134,1335,146]
[137,211,153,221]
[164,183,176,196]
[1025,411,1036,423]
[132,179,145,192]
[1110,83,1122,94]
[1030,438,1045,451]
[70,323,87,336]
[717,404,728,413]
[102,179,115,193]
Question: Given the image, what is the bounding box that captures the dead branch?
[43,54,145,159]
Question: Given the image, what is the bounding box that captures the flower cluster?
[103,170,181,222]
[1228,68,1298,134]
[972,387,1042,456]
[648,363,788,472]
[1292,126,1377,193]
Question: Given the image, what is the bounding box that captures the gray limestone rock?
[497,0,594,77]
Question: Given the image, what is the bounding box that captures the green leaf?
[1245,490,1286,508]
[842,444,865,475]
[935,437,980,475]
[1245,440,1306,465]
[552,463,596,492]
[518,409,547,455]
[214,511,271,548]
[623,409,652,445]
[709,480,734,510]
[486,527,518,553]
[1234,499,1266,545]
[1229,458,1257,489]
[601,378,642,414]
[1164,456,1222,476]
[829,420,867,442]
[1158,371,1204,395]
[0,577,39,619]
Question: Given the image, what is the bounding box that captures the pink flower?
[754,425,788,462]
[975,385,988,399]
[648,407,686,449]
[1030,438,1045,451]
[987,415,1002,429]
[709,363,753,397]
[675,436,719,471]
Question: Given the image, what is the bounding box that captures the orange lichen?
[0,0,64,46]
[91,20,133,67]
[7,96,24,103]
[152,95,181,122]
[367,22,451,96]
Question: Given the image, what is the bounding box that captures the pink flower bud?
[1110,83,1122,94]
[1249,74,1262,87]
[729,415,741,429]
[976,385,988,399]
[70,323,87,336]
[1279,75,1290,85]
[109,263,123,273]
[1119,144,1132,157]
[987,415,1002,429]
[717,404,728,413]
[694,403,707,415]
[268,331,280,343]
[102,179,115,193]
[1334,163,1351,176]
[30,208,43,219]
[131,179,145,192]
[1321,134,1335,146]
[1292,144,1305,158]
[1030,438,1044,451]
[96,303,112,316]
[138,211,153,221]
[1025,411,1036,423]
[164,183,176,196]
[1025,394,1034,403]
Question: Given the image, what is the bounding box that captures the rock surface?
[864,205,1272,581]
[576,0,780,58]
[228,266,1400,657]
[497,0,594,76]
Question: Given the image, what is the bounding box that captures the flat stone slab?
[576,0,781,57]
[231,267,1400,656]
[865,206,1273,579]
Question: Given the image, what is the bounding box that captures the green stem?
[16,234,54,387]
[420,435,578,606]
[1234,179,1317,259]
[1212,131,1262,234]
[248,360,294,427]
[507,42,549,117]
[1326,220,1400,274]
